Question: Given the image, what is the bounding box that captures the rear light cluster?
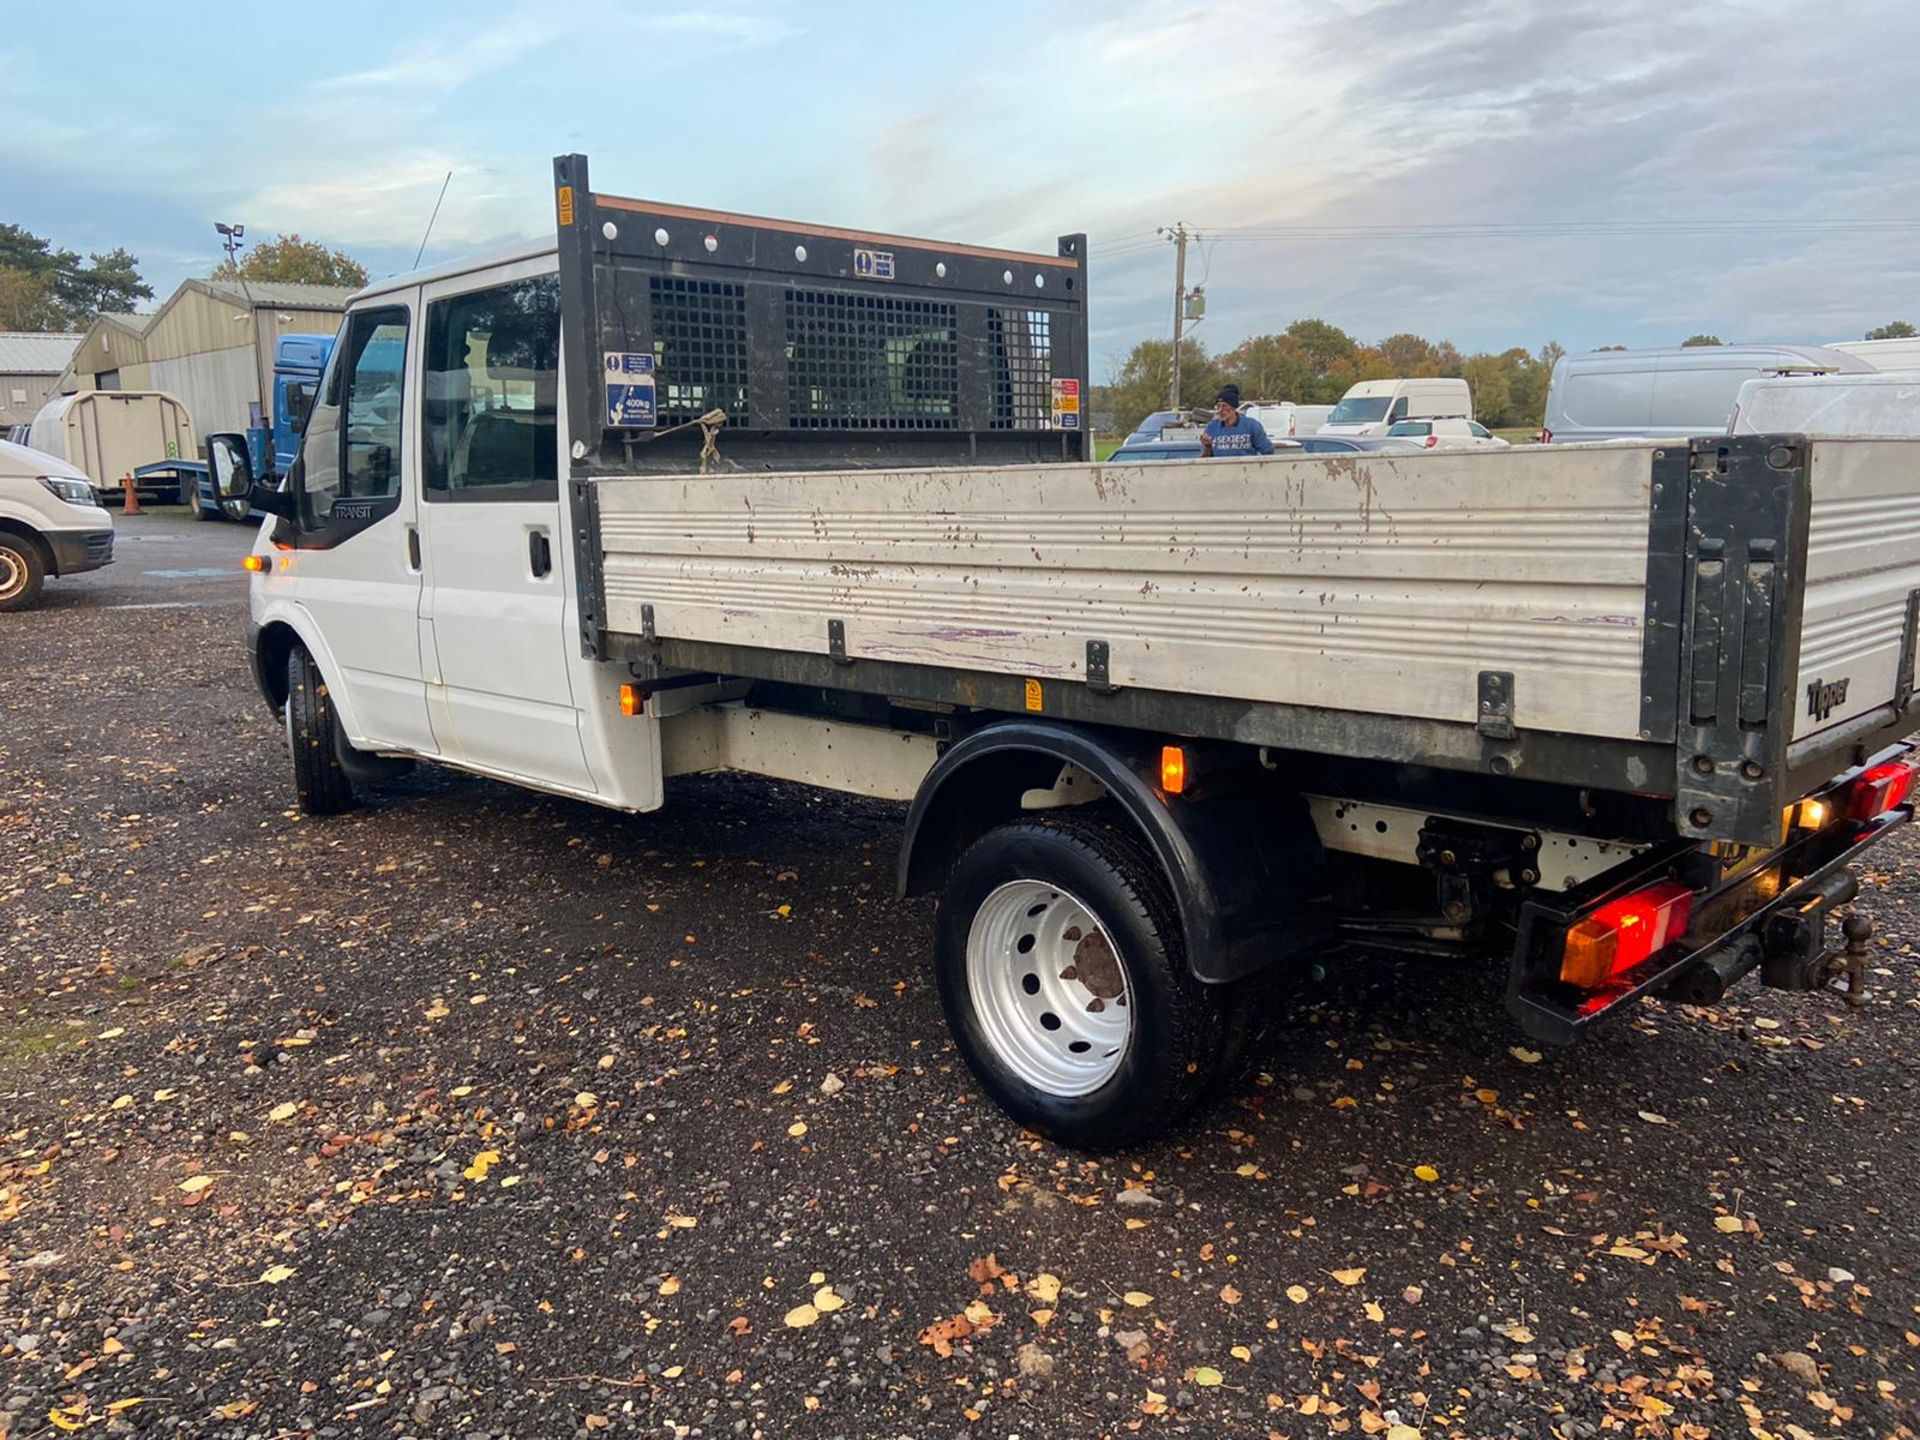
[1846,756,1919,821]
[1559,880,1694,989]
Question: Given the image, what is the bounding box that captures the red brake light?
[1847,757,1919,821]
[1540,427,1552,444]
[1424,435,1438,448]
[1559,880,1694,989]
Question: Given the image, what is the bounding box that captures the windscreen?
[1328,396,1391,424]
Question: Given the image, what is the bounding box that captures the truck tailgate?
[1792,438,1920,752]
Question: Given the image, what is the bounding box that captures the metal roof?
[0,331,82,373]
[188,279,358,311]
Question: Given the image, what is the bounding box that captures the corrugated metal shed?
[0,332,81,373]
[57,313,155,394]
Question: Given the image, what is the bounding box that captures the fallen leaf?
[1637,1110,1669,1125]
[179,1175,214,1194]
[1714,1215,1744,1233]
[462,1151,500,1183]
[1413,1165,1439,1183]
[1364,1301,1385,1322]
[968,1254,1007,1286]
[658,1276,680,1296]
[1231,1344,1252,1361]
[1509,1046,1542,1064]
[665,1214,698,1229]
[1194,1366,1224,1387]
[814,1286,846,1313]
[787,1121,808,1138]
[1287,1284,1310,1304]
[1026,1273,1062,1304]
[784,1304,819,1329]
[1330,1267,1366,1286]
[1123,1290,1154,1307]
[1220,1284,1242,1305]
[259,1264,295,1285]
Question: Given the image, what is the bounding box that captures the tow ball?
[1760,889,1874,1009]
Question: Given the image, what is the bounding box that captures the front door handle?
[406,525,421,570]
[529,530,551,578]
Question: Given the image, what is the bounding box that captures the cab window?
[294,306,410,526]
[423,275,560,501]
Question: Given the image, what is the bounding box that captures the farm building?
[57,280,353,434]
[0,332,82,429]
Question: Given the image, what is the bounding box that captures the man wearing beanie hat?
[1199,384,1275,458]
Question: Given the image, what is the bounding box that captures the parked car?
[1386,418,1509,449]
[1292,435,1427,454]
[0,437,115,610]
[1540,345,1872,444]
[1109,437,1203,461]
[1124,409,1188,443]
[1319,378,1473,436]
[1729,372,1920,436]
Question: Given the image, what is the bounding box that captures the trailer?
[27,389,198,505]
[208,154,1920,1148]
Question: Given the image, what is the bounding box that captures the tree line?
[0,224,368,332]
[1099,317,1920,435]
[1100,322,1566,434]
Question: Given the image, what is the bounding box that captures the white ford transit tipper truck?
[206,156,1920,1149]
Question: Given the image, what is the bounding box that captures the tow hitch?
[1758,869,1873,1007]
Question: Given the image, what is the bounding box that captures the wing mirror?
[206,433,291,520]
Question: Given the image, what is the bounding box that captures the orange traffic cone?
[122,474,141,516]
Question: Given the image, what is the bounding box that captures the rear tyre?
[0,534,46,612]
[286,646,358,816]
[934,814,1229,1149]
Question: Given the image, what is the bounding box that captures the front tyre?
[285,645,358,816]
[934,815,1228,1149]
[0,534,46,612]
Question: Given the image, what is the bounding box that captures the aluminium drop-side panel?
[597,444,1658,740]
[1792,437,1920,743]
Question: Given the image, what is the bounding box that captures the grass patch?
[0,1022,70,1059]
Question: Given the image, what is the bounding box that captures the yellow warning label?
[1024,678,1043,712]
[557,185,575,227]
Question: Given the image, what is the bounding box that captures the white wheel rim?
[0,550,25,601]
[965,880,1133,1097]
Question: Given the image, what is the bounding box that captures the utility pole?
[1159,223,1191,412]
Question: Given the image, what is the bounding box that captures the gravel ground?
[1,513,1917,1439]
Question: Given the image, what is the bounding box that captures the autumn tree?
[1681,334,1724,347]
[1866,320,1916,339]
[1105,338,1222,433]
[214,233,368,288]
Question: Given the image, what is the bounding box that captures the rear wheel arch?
[899,721,1328,984]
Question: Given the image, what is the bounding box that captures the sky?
[3,0,1916,374]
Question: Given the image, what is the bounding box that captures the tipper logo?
[1806,676,1851,722]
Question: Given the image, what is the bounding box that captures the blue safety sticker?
[852,247,896,281]
[605,351,657,429]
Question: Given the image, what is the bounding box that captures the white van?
[1318,377,1471,436]
[1730,372,1920,436]
[1826,337,1920,373]
[1540,345,1872,444]
[28,390,198,505]
[0,437,115,610]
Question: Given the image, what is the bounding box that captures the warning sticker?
[1024,678,1044,712]
[852,247,896,281]
[557,185,574,226]
[1050,377,1081,430]
[605,351,657,429]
